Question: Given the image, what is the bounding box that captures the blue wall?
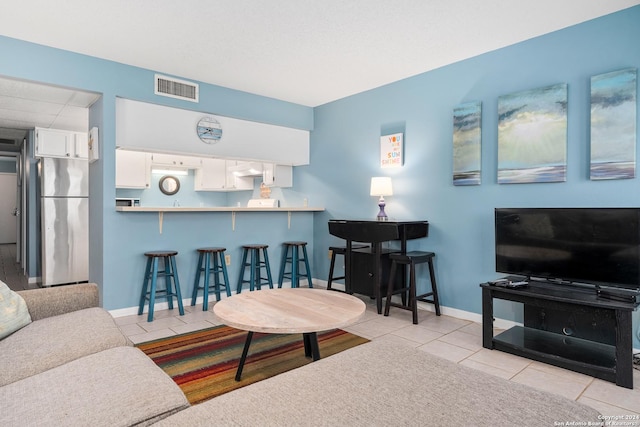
[304,6,640,347]
[117,171,228,207]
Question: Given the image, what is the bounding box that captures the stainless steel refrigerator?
[39,157,89,286]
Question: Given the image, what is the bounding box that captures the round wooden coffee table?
[213,288,366,380]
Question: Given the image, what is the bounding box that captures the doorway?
[0,76,98,287]
[0,155,25,290]
[0,167,17,244]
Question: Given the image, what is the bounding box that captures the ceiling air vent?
[154,74,199,102]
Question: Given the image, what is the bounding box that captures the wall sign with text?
[380,133,403,168]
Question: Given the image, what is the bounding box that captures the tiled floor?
[115,291,640,419]
[0,244,32,291]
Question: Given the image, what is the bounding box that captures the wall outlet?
[328,249,333,260]
[225,254,231,265]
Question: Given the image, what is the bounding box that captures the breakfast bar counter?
[116,206,324,232]
[115,207,324,213]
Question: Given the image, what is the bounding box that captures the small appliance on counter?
[115,198,140,207]
[247,199,279,208]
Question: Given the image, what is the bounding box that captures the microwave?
[115,198,140,207]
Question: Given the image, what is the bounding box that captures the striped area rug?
[137,325,369,404]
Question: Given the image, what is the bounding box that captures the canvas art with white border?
[380,133,403,168]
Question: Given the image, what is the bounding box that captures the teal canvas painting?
[590,68,637,180]
[453,101,482,186]
[497,84,567,184]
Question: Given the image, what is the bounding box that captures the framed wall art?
[380,133,403,168]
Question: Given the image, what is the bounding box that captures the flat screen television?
[495,208,640,290]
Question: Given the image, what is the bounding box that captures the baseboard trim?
[312,279,520,330]
[109,280,307,318]
[111,278,639,353]
[110,277,520,331]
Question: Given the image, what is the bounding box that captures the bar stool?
[384,251,440,324]
[236,244,274,293]
[138,250,184,322]
[327,243,368,291]
[191,247,231,311]
[278,241,313,288]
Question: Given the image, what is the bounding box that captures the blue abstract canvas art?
[590,68,637,180]
[453,101,481,186]
[497,84,567,184]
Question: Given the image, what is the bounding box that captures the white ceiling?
[0,80,99,147]
[0,0,638,146]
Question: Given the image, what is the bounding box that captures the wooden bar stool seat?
[138,250,184,322]
[236,244,274,293]
[191,247,231,310]
[278,241,313,288]
[384,251,440,324]
[327,244,368,292]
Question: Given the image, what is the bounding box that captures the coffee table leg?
[235,331,254,381]
[303,332,320,361]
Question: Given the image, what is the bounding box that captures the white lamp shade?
[370,177,393,196]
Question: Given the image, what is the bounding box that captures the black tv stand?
[480,279,639,389]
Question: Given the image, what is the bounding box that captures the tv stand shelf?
[480,280,639,389]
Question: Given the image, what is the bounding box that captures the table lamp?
[370,177,393,221]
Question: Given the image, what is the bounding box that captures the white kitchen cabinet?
[117,99,310,165]
[194,158,226,191]
[262,163,292,188]
[73,132,89,159]
[225,160,254,191]
[35,128,88,159]
[116,150,151,189]
[150,153,202,168]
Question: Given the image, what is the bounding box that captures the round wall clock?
[196,116,223,144]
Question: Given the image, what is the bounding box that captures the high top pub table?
[328,219,429,314]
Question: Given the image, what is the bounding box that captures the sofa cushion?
[154,338,601,426]
[0,346,190,427]
[0,306,129,386]
[0,279,32,339]
[17,282,99,321]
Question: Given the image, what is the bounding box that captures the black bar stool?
[236,244,274,293]
[384,251,440,324]
[138,250,184,322]
[327,244,368,291]
[191,247,231,310]
[278,241,313,288]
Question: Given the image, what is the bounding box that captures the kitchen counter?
[115,206,324,232]
[115,206,323,212]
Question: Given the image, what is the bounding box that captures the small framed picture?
[380,133,403,168]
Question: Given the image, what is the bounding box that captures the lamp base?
[376,197,388,221]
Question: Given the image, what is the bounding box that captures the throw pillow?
[0,280,32,339]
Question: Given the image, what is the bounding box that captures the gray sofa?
[1,283,602,426]
[0,283,189,427]
[156,337,602,426]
